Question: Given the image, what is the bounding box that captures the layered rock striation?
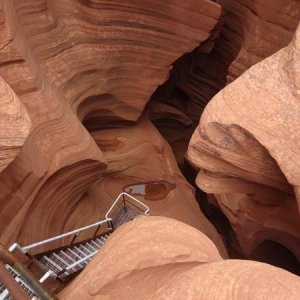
[151,0,300,165]
[0,0,223,250]
[187,23,300,262]
[60,217,300,300]
[0,76,31,172]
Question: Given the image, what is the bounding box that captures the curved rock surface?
[0,76,31,172]
[82,116,227,257]
[187,23,300,261]
[0,0,222,246]
[60,217,300,300]
[151,0,300,165]
[0,0,300,297]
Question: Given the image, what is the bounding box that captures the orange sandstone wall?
[0,0,222,248]
[187,23,300,260]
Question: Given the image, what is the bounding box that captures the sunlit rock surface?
[0,76,31,172]
[0,0,223,251]
[187,23,300,261]
[60,217,300,300]
[151,0,300,165]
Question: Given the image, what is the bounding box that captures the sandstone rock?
[85,116,227,257]
[60,217,300,300]
[187,23,300,261]
[59,216,222,299]
[151,0,300,163]
[0,76,31,172]
[151,260,300,300]
[0,0,223,251]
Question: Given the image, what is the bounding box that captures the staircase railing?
[9,218,112,255]
[6,192,150,292]
[10,193,149,256]
[0,243,57,299]
[0,261,29,300]
[105,192,149,220]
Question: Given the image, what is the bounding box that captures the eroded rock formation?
[151,0,300,166]
[0,0,224,255]
[85,117,227,256]
[187,23,300,263]
[1,0,300,297]
[0,76,31,172]
[60,217,300,300]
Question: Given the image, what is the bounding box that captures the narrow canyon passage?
[1,0,300,299]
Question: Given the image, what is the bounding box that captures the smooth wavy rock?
[0,76,31,172]
[187,23,300,261]
[172,0,300,119]
[151,0,300,164]
[0,0,222,247]
[79,116,227,257]
[60,217,300,300]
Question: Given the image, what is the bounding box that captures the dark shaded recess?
[149,3,283,265]
[79,94,136,131]
[182,159,238,248]
[149,7,243,122]
[83,115,135,131]
[148,8,244,173]
[250,240,300,276]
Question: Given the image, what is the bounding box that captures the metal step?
[37,232,112,280]
[3,193,149,297]
[0,265,39,300]
[36,205,138,280]
[112,205,140,228]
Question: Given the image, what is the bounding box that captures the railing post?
[0,243,57,299]
[93,224,101,238]
[122,193,126,206]
[0,261,29,300]
[108,220,114,231]
[70,232,79,245]
[122,193,128,213]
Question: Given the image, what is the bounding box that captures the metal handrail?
[0,261,29,300]
[9,218,112,254]
[0,244,57,299]
[105,192,149,219]
[65,250,97,271]
[4,192,150,292]
[9,193,149,255]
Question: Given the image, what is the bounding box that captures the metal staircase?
[0,193,149,300]
[0,265,38,300]
[37,233,112,280]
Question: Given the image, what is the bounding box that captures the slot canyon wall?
[151,0,300,167]
[0,0,300,298]
[187,22,300,263]
[60,217,300,299]
[0,0,226,253]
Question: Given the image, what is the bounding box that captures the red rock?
[0,0,223,253]
[60,217,300,300]
[88,117,227,257]
[0,76,31,172]
[187,23,300,260]
[59,216,223,299]
[151,0,300,163]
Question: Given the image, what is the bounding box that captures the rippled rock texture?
[1,0,300,297]
[0,76,31,172]
[0,0,223,252]
[151,0,300,166]
[60,217,300,300]
[187,23,300,264]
